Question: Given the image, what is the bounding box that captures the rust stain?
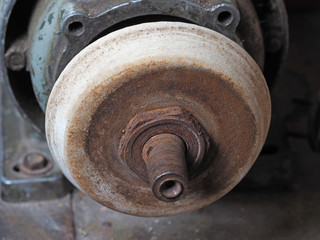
[118,106,210,183]
[46,22,271,216]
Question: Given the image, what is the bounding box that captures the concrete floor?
[1,11,320,240]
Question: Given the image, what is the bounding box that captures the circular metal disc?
[46,22,271,216]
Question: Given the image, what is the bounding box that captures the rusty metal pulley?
[46,22,271,216]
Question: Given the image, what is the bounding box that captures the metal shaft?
[142,133,188,202]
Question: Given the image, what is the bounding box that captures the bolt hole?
[67,21,84,36]
[13,164,20,172]
[159,180,183,199]
[217,11,233,26]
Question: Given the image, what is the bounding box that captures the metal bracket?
[0,82,72,202]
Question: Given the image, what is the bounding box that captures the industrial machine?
[0,0,290,216]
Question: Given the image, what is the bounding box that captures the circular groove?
[159,180,183,199]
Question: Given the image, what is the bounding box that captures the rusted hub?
[119,107,210,201]
[119,107,210,183]
[46,22,271,216]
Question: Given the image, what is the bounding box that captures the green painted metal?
[29,0,76,112]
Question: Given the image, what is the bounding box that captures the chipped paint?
[29,0,76,112]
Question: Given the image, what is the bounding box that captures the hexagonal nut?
[118,106,211,181]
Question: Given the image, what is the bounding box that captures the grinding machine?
[0,0,289,216]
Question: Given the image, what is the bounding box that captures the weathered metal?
[26,0,259,113]
[7,5,320,240]
[142,133,188,202]
[0,78,72,202]
[1,0,288,133]
[0,0,286,216]
[0,0,45,132]
[46,22,271,216]
[119,107,210,182]
[4,36,27,71]
[20,152,53,175]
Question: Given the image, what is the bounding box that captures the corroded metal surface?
[119,107,210,182]
[71,12,320,237]
[46,22,270,216]
[142,133,188,202]
[119,106,210,201]
[1,0,288,134]
[1,10,319,240]
[19,152,53,176]
[25,0,263,113]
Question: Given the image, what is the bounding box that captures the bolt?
[5,48,26,71]
[142,133,188,201]
[20,153,52,175]
[24,153,47,170]
[5,51,25,71]
[4,37,27,71]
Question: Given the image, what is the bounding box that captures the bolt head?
[5,50,25,71]
[24,153,46,170]
[20,153,53,175]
